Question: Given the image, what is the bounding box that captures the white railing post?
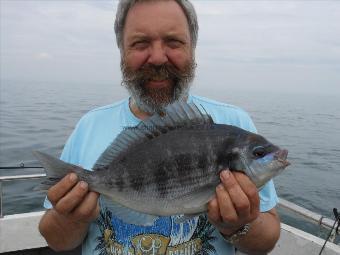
[0,180,3,218]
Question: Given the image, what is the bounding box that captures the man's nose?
[147,42,168,65]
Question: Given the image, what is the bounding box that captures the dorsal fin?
[92,101,213,170]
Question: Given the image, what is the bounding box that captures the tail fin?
[33,151,82,191]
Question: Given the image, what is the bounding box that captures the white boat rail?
[279,197,335,230]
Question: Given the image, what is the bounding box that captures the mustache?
[121,62,196,86]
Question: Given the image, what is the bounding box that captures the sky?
[1,0,340,94]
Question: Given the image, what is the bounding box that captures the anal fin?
[102,198,159,226]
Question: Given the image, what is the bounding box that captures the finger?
[220,170,250,219]
[72,192,100,222]
[234,172,260,217]
[215,184,238,224]
[207,197,221,223]
[54,181,89,214]
[47,173,78,205]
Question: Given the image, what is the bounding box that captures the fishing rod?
[0,163,43,170]
[318,208,340,255]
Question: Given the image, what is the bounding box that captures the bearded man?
[39,1,281,254]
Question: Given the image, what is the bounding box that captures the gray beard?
[121,60,196,115]
[126,81,191,114]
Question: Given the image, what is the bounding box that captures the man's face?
[121,0,196,114]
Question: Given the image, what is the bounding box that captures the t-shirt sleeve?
[43,197,53,209]
[258,180,279,212]
[237,109,258,133]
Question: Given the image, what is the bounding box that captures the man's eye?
[167,39,182,48]
[132,41,148,49]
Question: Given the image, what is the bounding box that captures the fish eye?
[252,146,266,158]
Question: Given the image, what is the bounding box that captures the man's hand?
[39,173,100,251]
[208,169,280,254]
[208,169,260,236]
[47,173,100,223]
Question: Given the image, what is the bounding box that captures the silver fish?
[34,101,290,226]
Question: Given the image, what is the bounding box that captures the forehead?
[123,0,190,40]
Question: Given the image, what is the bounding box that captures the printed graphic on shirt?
[95,207,217,255]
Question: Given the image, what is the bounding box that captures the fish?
[34,101,290,226]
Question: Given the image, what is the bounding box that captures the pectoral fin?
[176,184,216,211]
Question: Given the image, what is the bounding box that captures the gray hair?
[114,0,199,50]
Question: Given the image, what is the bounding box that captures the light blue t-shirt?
[45,95,278,255]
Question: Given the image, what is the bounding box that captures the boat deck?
[1,211,339,255]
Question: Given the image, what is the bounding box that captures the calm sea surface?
[1,80,339,238]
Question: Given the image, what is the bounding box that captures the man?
[39,1,280,254]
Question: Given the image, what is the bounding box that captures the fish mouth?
[274,149,290,168]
